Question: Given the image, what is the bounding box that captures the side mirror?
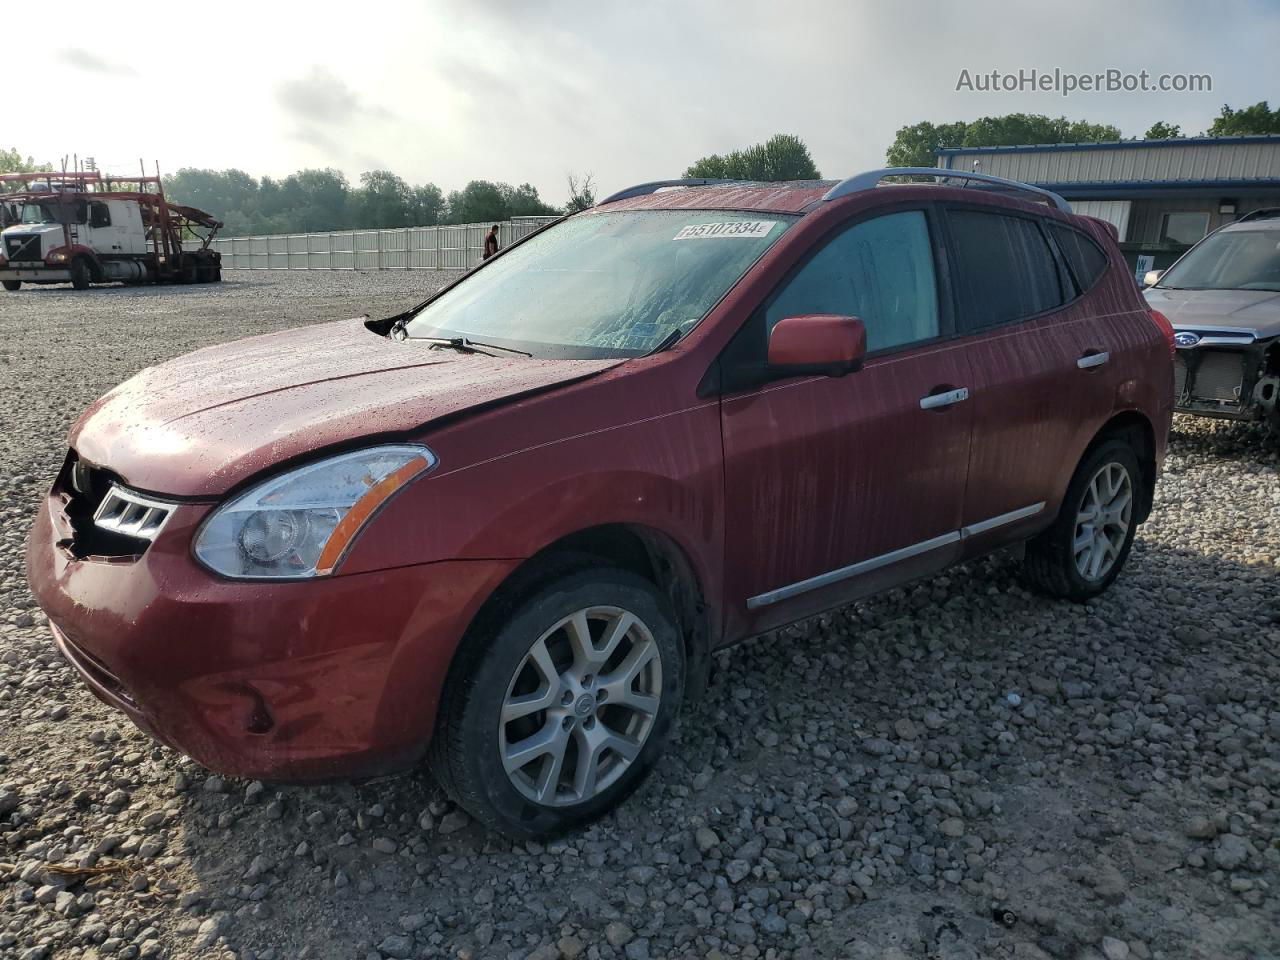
[768,314,867,376]
[1143,269,1165,287]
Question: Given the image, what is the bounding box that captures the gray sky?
[26,0,1279,207]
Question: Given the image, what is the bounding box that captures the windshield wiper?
[410,335,532,358]
[648,328,682,355]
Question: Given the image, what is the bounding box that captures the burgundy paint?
[26,181,1172,782]
[767,314,867,368]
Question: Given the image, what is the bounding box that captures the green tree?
[886,114,1121,169]
[884,121,968,168]
[684,134,820,181]
[165,168,261,222]
[1208,101,1280,136]
[409,184,445,226]
[447,180,509,224]
[0,148,53,191]
[504,182,559,218]
[1144,121,1183,139]
[354,170,415,229]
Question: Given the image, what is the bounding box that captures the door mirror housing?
[1143,269,1165,287]
[768,314,867,376]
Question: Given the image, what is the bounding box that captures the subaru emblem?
[1174,331,1201,348]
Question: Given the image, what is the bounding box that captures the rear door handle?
[920,387,969,410]
[1077,351,1110,369]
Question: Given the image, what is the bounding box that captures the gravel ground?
[0,272,1277,960]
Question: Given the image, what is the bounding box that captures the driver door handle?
[920,387,969,410]
[1077,351,1110,369]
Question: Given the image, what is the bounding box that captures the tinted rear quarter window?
[948,210,1064,328]
[1049,223,1109,293]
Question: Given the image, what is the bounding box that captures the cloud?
[55,48,137,77]
[276,67,393,126]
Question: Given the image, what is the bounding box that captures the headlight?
[45,250,67,263]
[193,444,435,579]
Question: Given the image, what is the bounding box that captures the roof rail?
[598,178,739,206]
[1236,207,1280,223]
[823,167,1072,212]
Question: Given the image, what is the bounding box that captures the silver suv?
[1144,209,1280,434]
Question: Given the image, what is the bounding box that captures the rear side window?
[766,210,939,352]
[1049,223,1109,293]
[948,210,1065,328]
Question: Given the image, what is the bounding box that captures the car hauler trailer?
[0,170,222,291]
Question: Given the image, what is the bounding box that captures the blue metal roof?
[936,135,1280,156]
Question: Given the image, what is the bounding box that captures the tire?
[1022,438,1142,601]
[180,256,199,284]
[1,279,19,291]
[70,258,92,291]
[430,567,685,838]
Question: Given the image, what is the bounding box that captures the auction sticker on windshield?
[673,221,778,240]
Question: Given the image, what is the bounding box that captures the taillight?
[1150,309,1175,357]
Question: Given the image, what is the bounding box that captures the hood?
[70,318,621,497]
[1,223,61,238]
[1144,287,1280,339]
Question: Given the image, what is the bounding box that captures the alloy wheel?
[499,606,662,807]
[1073,461,1133,581]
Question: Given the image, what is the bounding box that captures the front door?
[719,207,974,634]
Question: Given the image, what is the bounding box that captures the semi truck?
[0,170,222,291]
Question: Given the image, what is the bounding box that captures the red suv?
[26,170,1173,836]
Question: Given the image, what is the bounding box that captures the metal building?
[936,135,1280,277]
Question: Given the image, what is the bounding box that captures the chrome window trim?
[746,502,1045,609]
[92,484,176,543]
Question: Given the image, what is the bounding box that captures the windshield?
[403,210,794,358]
[20,203,57,225]
[1158,228,1280,292]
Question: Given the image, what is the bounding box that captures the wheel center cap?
[574,694,595,717]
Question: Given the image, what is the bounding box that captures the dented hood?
[70,318,620,497]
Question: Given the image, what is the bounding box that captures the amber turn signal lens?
[314,455,431,574]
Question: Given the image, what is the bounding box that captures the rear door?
[719,206,974,632]
[941,206,1117,551]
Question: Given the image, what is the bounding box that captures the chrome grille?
[1191,351,1246,403]
[92,485,175,542]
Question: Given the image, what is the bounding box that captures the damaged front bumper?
[1173,333,1279,422]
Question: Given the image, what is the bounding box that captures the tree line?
[883,101,1280,168]
[4,101,1277,234]
[680,103,1279,183]
[160,168,569,237]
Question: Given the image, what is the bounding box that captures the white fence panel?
[210,216,559,271]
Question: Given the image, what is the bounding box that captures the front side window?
[765,210,940,352]
[948,210,1065,328]
[403,210,793,358]
[1160,212,1209,245]
[90,202,111,228]
[1157,228,1280,292]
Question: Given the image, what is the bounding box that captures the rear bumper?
[26,492,517,781]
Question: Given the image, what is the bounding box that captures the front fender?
[341,401,725,611]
